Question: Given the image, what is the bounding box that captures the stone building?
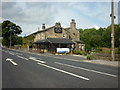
[24,19,85,53]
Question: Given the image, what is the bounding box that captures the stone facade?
[25,19,85,52]
[34,19,79,41]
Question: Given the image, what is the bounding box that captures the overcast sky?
[1,0,119,36]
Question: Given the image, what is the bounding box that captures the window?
[63,34,65,37]
[73,33,75,35]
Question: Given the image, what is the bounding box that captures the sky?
[1,0,119,36]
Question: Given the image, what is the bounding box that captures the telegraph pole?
[111,0,115,61]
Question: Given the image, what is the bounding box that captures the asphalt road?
[1,48,119,88]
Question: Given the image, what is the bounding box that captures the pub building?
[25,19,85,53]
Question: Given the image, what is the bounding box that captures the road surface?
[1,48,119,88]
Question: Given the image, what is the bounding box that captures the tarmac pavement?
[6,48,120,67]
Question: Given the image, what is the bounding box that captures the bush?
[73,50,86,55]
[95,48,120,54]
[115,48,120,54]
[95,48,111,54]
[87,54,93,60]
[95,48,102,52]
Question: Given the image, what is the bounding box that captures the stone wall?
[34,19,80,42]
[34,27,80,42]
[93,53,120,61]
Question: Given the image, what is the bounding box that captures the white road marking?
[17,55,28,60]
[54,62,117,78]
[16,53,22,55]
[9,52,14,55]
[29,57,46,63]
[7,48,81,62]
[38,63,90,81]
[39,54,81,62]
[6,58,18,66]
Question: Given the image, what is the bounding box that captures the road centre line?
[15,53,22,55]
[2,50,14,55]
[17,55,29,60]
[37,63,90,81]
[29,57,46,63]
[8,49,81,62]
[37,54,80,62]
[9,52,14,55]
[54,62,117,78]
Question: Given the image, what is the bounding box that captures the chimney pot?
[38,27,40,31]
[42,24,46,30]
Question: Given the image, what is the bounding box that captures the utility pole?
[111,0,115,61]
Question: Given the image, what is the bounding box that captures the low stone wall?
[93,53,120,61]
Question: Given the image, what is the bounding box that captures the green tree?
[101,26,111,48]
[2,20,22,47]
[80,28,101,51]
[0,23,2,36]
[102,24,120,48]
[0,23,2,43]
[114,24,120,47]
[79,24,120,52]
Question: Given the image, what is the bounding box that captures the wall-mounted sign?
[57,48,70,53]
[54,27,62,33]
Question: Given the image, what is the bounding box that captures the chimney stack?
[42,24,46,30]
[38,27,40,31]
[55,22,61,28]
[70,19,76,29]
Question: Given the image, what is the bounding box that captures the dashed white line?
[38,54,81,62]
[54,62,117,78]
[9,52,14,55]
[37,63,90,81]
[16,53,22,55]
[17,55,28,60]
[29,57,46,63]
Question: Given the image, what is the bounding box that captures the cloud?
[2,2,59,35]
[2,2,57,24]
[2,2,119,36]
[68,2,118,25]
[2,2,24,20]
[87,25,100,29]
[2,0,120,2]
[118,1,120,24]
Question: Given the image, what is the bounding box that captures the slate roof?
[25,26,55,38]
[74,40,85,44]
[33,39,49,44]
[25,26,71,38]
[33,38,73,44]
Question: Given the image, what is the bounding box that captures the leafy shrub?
[73,50,85,55]
[115,48,120,54]
[95,48,102,52]
[87,54,93,60]
[95,48,111,54]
